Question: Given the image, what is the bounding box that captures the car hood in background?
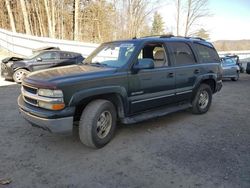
[2,56,25,63]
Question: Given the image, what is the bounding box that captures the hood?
[24,65,116,86]
[2,56,24,63]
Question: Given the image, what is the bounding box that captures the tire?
[79,99,117,149]
[192,84,212,114]
[231,72,239,81]
[13,69,30,83]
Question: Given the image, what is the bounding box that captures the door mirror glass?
[133,58,154,72]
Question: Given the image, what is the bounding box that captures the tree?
[19,0,31,35]
[5,0,16,32]
[73,0,80,40]
[176,0,180,36]
[193,28,209,40]
[151,12,165,35]
[184,0,210,36]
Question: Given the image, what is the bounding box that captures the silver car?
[221,57,240,81]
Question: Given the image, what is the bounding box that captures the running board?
[121,103,192,124]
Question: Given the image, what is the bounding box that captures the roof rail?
[184,36,206,41]
[133,35,206,41]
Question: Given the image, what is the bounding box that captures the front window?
[84,42,136,68]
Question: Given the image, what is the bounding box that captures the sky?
[157,0,250,41]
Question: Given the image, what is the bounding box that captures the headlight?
[38,89,63,98]
[6,62,13,67]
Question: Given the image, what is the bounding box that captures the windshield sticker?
[120,43,134,48]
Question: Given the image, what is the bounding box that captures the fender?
[193,73,217,91]
[12,62,32,72]
[68,85,129,111]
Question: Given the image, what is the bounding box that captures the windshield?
[26,52,40,60]
[83,42,136,68]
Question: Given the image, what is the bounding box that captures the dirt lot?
[0,61,250,187]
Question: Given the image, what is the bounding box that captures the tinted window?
[60,52,74,59]
[194,43,220,63]
[170,42,196,65]
[38,52,59,60]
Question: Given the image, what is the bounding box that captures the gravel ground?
[0,62,250,187]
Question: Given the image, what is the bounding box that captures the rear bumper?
[215,80,222,92]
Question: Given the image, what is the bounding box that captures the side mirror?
[36,57,42,62]
[133,58,154,73]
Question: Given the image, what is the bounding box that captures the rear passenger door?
[168,42,200,101]
[58,52,77,66]
[128,42,176,114]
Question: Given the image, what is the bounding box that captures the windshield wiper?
[90,62,108,67]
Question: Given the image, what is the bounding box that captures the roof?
[106,35,213,47]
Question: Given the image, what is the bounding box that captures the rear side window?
[170,42,196,66]
[60,52,74,59]
[194,43,220,63]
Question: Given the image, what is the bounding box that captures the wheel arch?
[69,87,128,121]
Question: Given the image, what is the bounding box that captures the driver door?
[31,51,59,71]
[128,42,176,114]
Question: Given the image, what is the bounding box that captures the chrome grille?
[22,85,39,106]
[23,85,37,94]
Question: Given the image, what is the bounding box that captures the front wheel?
[192,84,212,114]
[79,99,117,149]
[13,69,30,83]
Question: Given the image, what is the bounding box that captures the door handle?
[167,72,174,78]
[194,69,200,74]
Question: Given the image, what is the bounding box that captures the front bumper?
[20,108,73,134]
[1,63,14,79]
[18,95,74,134]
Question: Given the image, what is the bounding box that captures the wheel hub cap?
[198,90,209,109]
[96,111,112,139]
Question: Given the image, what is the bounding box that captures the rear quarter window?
[194,43,220,63]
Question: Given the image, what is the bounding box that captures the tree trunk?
[5,0,16,32]
[34,1,44,36]
[51,0,56,37]
[184,0,191,36]
[19,0,31,35]
[176,0,180,36]
[73,0,80,40]
[43,0,54,37]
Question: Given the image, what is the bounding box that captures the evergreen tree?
[151,12,165,35]
[194,28,210,40]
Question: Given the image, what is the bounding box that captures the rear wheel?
[13,69,30,83]
[192,84,212,114]
[231,71,239,81]
[79,99,117,149]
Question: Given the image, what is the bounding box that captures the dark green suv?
[18,36,222,148]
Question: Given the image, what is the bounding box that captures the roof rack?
[134,35,206,41]
[184,36,206,41]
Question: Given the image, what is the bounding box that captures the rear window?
[194,43,220,63]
